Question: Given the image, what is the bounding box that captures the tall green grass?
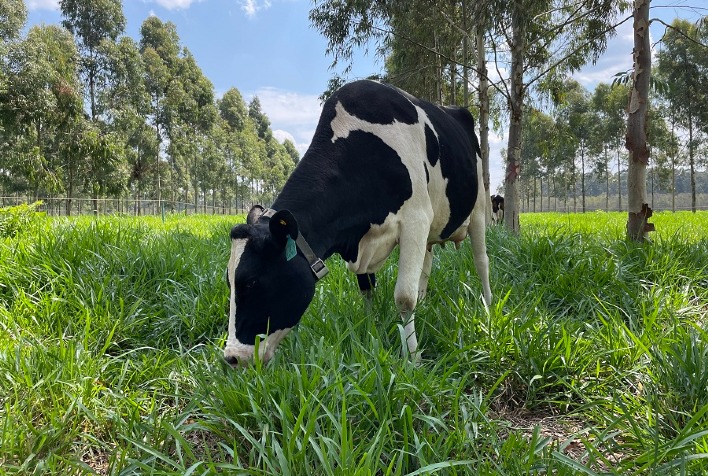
[0,211,706,475]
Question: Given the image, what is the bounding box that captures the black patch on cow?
[425,124,439,167]
[423,162,429,184]
[327,80,418,125]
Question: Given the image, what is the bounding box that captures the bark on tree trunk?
[476,29,492,226]
[504,9,524,234]
[688,117,696,213]
[625,0,654,241]
[617,150,622,211]
[581,145,586,213]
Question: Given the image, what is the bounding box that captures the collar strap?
[260,208,329,281]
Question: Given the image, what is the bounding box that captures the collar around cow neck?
[259,208,329,281]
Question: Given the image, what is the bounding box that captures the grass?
[0,210,706,475]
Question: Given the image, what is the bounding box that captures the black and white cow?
[224,80,492,366]
[491,195,504,225]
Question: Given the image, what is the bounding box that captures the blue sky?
[25,0,702,192]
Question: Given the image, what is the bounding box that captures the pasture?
[0,210,706,475]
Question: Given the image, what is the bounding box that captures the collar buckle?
[310,259,329,280]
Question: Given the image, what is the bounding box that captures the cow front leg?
[394,231,429,361]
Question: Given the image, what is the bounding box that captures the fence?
[0,196,256,216]
[1,194,705,216]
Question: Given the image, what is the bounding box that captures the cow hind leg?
[357,273,376,299]
[468,208,493,309]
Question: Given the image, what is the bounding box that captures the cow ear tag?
[285,236,297,261]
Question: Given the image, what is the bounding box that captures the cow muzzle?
[223,328,292,368]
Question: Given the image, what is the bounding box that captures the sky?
[24,0,704,193]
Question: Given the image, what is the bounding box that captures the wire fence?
[0,196,258,216]
[1,194,705,217]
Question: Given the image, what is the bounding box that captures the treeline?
[516,75,707,213]
[0,0,298,215]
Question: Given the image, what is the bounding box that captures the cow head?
[224,207,317,367]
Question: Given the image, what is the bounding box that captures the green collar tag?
[285,236,297,261]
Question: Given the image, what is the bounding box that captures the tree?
[103,36,156,213]
[520,108,555,212]
[248,96,272,141]
[60,0,125,121]
[0,0,26,46]
[625,0,653,240]
[552,79,596,212]
[656,18,708,213]
[139,17,181,209]
[1,25,83,201]
[591,82,628,211]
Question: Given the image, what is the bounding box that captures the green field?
[1,210,706,475]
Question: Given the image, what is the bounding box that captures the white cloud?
[272,129,295,144]
[252,87,322,156]
[240,0,272,18]
[26,0,59,10]
[153,0,204,10]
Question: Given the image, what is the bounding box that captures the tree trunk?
[625,0,654,241]
[605,145,609,211]
[504,8,524,233]
[688,117,696,213]
[581,145,586,213]
[477,29,492,226]
[617,150,622,212]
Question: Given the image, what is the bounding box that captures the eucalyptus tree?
[60,0,128,213]
[59,0,126,122]
[624,0,653,239]
[656,18,708,213]
[520,108,555,211]
[170,49,218,209]
[0,0,27,194]
[282,139,300,166]
[591,82,628,211]
[0,0,27,93]
[103,36,157,212]
[139,17,181,208]
[552,79,595,212]
[1,25,83,201]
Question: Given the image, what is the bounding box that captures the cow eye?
[240,278,258,296]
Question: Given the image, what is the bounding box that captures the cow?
[491,195,504,225]
[224,80,492,366]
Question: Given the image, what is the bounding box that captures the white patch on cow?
[226,238,248,351]
[224,327,292,366]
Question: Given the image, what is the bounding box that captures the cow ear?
[269,210,299,248]
[246,205,265,225]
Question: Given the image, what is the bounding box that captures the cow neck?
[258,207,329,281]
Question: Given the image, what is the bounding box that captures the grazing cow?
[491,195,505,225]
[224,80,492,366]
